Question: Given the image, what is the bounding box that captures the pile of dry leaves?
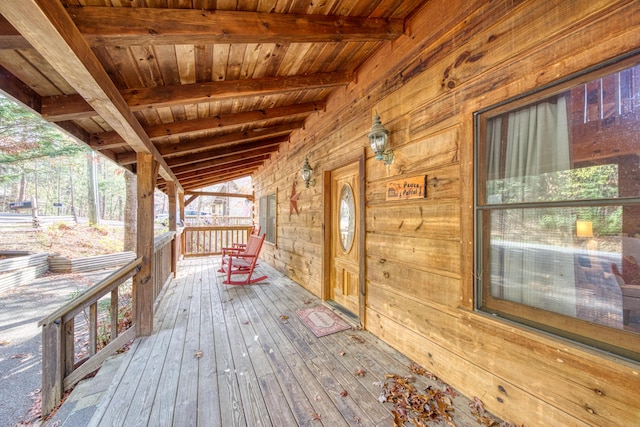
[379,362,519,427]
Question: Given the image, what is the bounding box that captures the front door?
[328,160,361,318]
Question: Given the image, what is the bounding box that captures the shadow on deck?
[51,257,500,426]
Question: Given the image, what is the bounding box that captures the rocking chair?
[232,225,261,250]
[219,233,268,285]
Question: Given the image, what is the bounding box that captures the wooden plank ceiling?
[0,0,424,192]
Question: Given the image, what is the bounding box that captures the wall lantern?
[301,157,315,188]
[368,112,394,165]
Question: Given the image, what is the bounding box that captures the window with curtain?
[259,193,276,244]
[476,57,640,361]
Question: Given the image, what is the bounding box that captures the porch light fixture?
[301,157,315,188]
[368,112,393,165]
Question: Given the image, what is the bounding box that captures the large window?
[259,193,276,244]
[475,57,640,361]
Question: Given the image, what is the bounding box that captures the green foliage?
[0,94,128,220]
[0,95,84,163]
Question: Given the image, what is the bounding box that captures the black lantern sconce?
[368,112,393,165]
[301,157,315,188]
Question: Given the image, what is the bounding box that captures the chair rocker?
[219,234,267,285]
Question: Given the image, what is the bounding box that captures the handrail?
[182,225,252,257]
[154,230,175,251]
[39,232,178,417]
[39,257,143,327]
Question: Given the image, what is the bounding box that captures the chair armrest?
[230,253,257,259]
[221,247,243,256]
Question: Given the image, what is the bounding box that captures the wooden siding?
[253,1,640,426]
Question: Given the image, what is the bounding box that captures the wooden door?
[329,161,361,317]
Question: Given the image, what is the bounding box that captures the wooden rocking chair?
[232,225,261,250]
[218,233,268,285]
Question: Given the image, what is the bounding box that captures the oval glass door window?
[339,183,355,252]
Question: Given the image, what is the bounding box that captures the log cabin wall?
[253,1,640,425]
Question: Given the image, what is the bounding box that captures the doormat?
[296,305,351,338]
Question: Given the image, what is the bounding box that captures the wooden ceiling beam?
[158,161,262,190]
[101,122,294,156]
[171,149,275,176]
[117,133,286,166]
[0,1,181,188]
[0,17,30,49]
[144,101,324,140]
[164,137,284,169]
[90,101,320,150]
[177,161,264,186]
[156,122,299,159]
[0,65,41,111]
[68,8,404,46]
[184,191,254,201]
[41,72,350,120]
[180,170,261,192]
[174,157,269,181]
[0,9,403,48]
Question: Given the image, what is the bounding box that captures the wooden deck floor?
[88,257,495,427]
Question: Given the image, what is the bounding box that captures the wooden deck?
[87,257,495,426]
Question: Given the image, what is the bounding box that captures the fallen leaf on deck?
[194,350,203,358]
[304,300,312,304]
[349,334,365,344]
[469,396,512,426]
[354,368,366,377]
[311,412,322,420]
[340,390,348,397]
[279,315,289,322]
[409,361,438,381]
[381,373,455,426]
[339,351,346,356]
[11,353,30,360]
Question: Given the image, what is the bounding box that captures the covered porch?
[76,256,493,427]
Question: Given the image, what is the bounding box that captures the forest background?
[0,94,252,257]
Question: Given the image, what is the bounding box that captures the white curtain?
[488,96,577,316]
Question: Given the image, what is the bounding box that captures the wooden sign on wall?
[386,175,427,201]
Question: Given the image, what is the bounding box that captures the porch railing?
[153,231,175,301]
[39,232,176,416]
[182,225,252,257]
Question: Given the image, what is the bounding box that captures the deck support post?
[135,152,158,336]
[179,192,185,257]
[41,321,63,416]
[167,180,179,277]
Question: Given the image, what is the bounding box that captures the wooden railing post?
[39,257,143,415]
[41,321,63,416]
[135,153,157,337]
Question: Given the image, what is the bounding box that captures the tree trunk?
[69,165,77,222]
[124,169,137,252]
[18,171,25,201]
[87,151,100,224]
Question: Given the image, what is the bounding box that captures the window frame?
[474,53,640,361]
[259,192,277,244]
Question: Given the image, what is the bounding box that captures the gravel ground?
[0,270,112,427]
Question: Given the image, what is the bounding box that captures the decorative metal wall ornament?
[289,181,301,219]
